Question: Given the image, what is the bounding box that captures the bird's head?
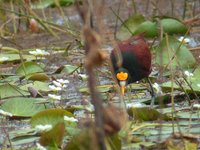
[116,68,129,96]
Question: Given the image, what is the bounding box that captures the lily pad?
[0,83,29,99]
[0,97,45,118]
[16,61,44,76]
[134,21,158,38]
[79,85,114,94]
[155,35,196,69]
[20,81,50,92]
[31,108,73,127]
[116,14,145,40]
[31,0,75,9]
[55,64,80,74]
[162,66,200,93]
[160,17,188,35]
[39,123,65,149]
[128,107,170,121]
[64,128,121,150]
[0,53,36,62]
[27,73,50,81]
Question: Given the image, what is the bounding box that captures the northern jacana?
[110,34,155,106]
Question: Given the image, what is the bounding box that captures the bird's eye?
[116,72,128,81]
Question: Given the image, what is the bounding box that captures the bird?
[110,34,155,106]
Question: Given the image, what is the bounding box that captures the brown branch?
[76,1,106,149]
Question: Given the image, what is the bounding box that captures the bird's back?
[111,35,152,83]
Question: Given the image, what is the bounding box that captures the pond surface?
[0,0,200,149]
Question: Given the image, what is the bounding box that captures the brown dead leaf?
[103,104,127,135]
[83,27,106,68]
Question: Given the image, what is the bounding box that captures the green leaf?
[55,64,80,74]
[128,107,170,121]
[79,85,113,94]
[0,97,45,118]
[31,109,73,127]
[123,142,155,149]
[0,83,29,99]
[116,14,145,40]
[64,128,121,150]
[20,81,51,92]
[39,123,65,148]
[27,73,50,81]
[106,134,121,150]
[155,35,196,69]
[9,128,37,140]
[167,138,198,150]
[31,0,75,9]
[9,136,39,147]
[16,61,44,76]
[162,66,200,93]
[0,53,35,62]
[31,0,55,9]
[134,21,158,38]
[160,18,188,35]
[64,129,95,150]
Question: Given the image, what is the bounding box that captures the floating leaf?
[79,85,113,94]
[176,111,200,119]
[106,134,121,150]
[39,123,65,148]
[162,66,200,93]
[123,142,155,149]
[10,136,39,147]
[9,128,37,140]
[160,17,188,35]
[27,73,50,81]
[128,107,170,121]
[0,83,29,99]
[155,35,196,69]
[1,75,20,83]
[16,61,44,76]
[64,128,121,150]
[134,21,158,38]
[64,129,96,150]
[0,53,36,62]
[31,0,75,9]
[8,128,40,147]
[0,97,45,118]
[31,109,73,127]
[166,138,198,150]
[116,14,145,40]
[55,64,80,74]
[20,81,50,92]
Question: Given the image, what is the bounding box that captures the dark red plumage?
[111,34,152,84]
